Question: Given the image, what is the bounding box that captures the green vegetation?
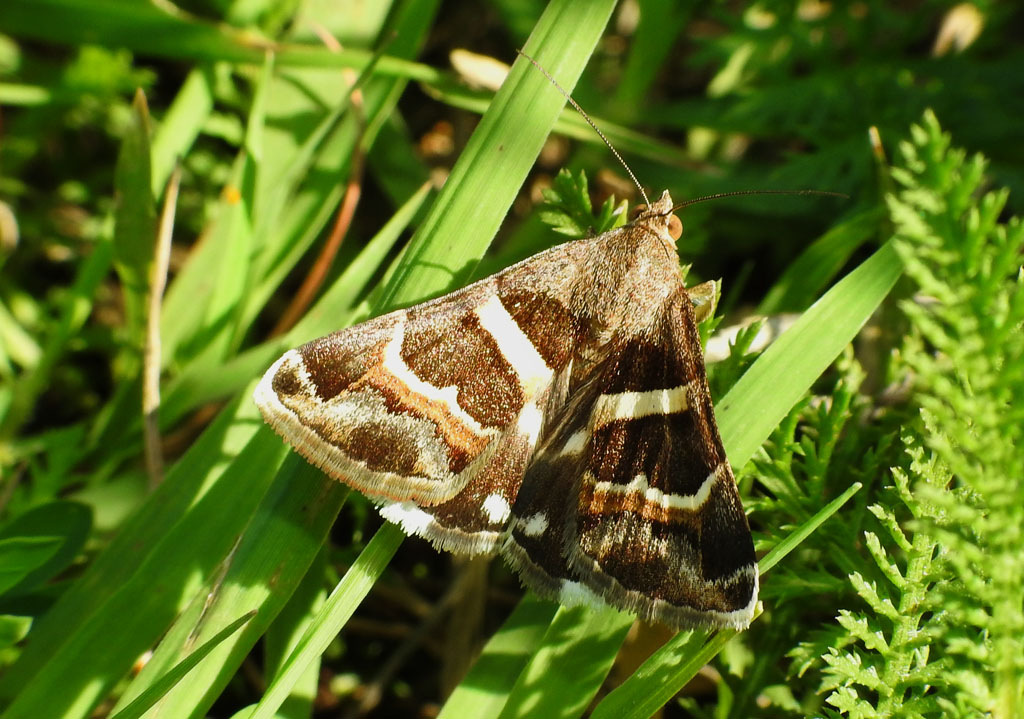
[0,1,1021,717]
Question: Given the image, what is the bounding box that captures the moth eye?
[630,205,648,220]
[667,214,683,240]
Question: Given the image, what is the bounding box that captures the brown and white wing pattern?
[256,190,759,628]
[255,244,585,555]
[372,274,586,555]
[503,287,757,629]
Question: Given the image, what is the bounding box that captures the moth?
[254,186,758,630]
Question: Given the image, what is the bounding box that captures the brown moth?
[254,189,757,629]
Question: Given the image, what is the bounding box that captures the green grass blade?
[107,611,257,719]
[1,410,289,719]
[246,524,405,719]
[758,481,863,575]
[613,0,689,113]
[92,22,436,462]
[423,78,691,167]
[149,67,214,194]
[0,395,256,702]
[110,454,348,718]
[260,548,328,719]
[111,90,156,352]
[599,628,738,719]
[718,239,903,467]
[496,606,634,719]
[758,207,884,315]
[375,0,619,311]
[437,597,559,719]
[0,0,438,79]
[0,0,279,65]
[98,5,443,718]
[156,150,255,367]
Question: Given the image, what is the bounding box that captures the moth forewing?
[255,189,759,630]
[502,277,757,630]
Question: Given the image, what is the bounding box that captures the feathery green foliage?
[538,169,628,237]
[812,112,1024,719]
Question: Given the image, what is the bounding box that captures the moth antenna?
[672,189,847,212]
[516,49,650,207]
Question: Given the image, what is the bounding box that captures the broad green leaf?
[0,537,63,596]
[0,500,91,597]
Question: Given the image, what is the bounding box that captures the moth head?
[629,190,683,244]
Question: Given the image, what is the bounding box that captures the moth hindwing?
[254,190,758,630]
